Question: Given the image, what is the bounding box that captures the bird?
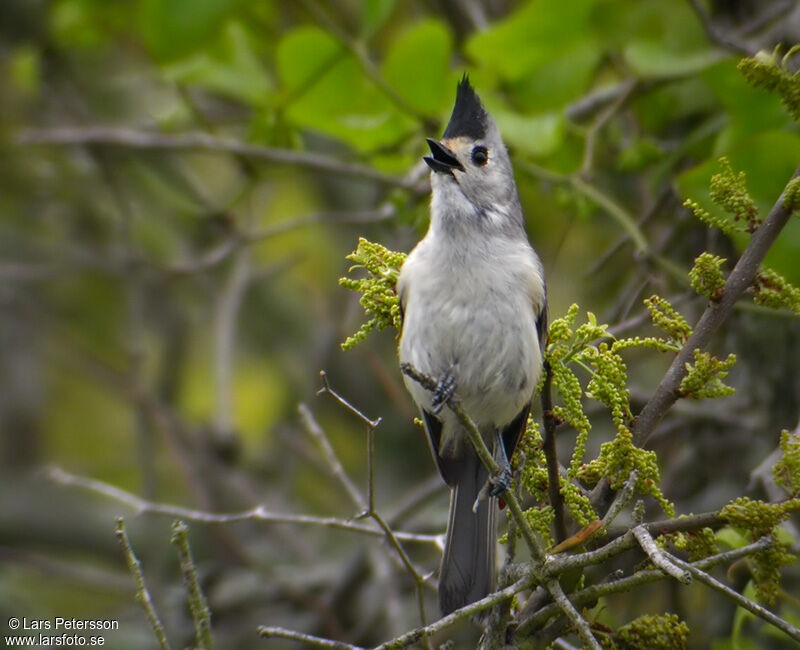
[397,75,547,616]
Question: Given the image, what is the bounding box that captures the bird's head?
[424,76,519,221]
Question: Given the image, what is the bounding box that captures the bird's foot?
[431,369,457,414]
[488,428,513,497]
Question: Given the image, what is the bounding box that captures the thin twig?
[171,521,214,649]
[515,536,774,638]
[687,0,752,55]
[541,361,567,542]
[600,470,638,529]
[115,518,172,650]
[318,371,382,430]
[580,79,638,177]
[161,207,396,276]
[259,626,365,649]
[521,163,650,253]
[316,371,431,649]
[632,525,692,584]
[585,184,674,278]
[299,403,367,511]
[46,467,438,544]
[214,250,250,442]
[545,579,602,650]
[371,575,538,650]
[667,552,800,643]
[566,81,659,123]
[16,127,416,189]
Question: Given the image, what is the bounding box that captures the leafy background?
[1,0,799,648]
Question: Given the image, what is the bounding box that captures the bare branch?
[516,536,775,639]
[259,626,365,649]
[632,525,692,584]
[601,470,638,528]
[687,0,752,55]
[115,518,172,650]
[401,362,606,647]
[370,575,538,650]
[566,81,659,123]
[545,578,603,650]
[318,371,382,430]
[541,362,568,543]
[667,552,800,643]
[401,362,548,562]
[46,467,438,545]
[16,127,416,189]
[171,521,214,649]
[299,403,367,511]
[214,251,250,442]
[317,371,432,646]
[580,79,638,177]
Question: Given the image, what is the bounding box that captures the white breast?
[398,229,544,446]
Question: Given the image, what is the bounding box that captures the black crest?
[442,74,489,140]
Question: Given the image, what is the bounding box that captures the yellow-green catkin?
[679,350,736,399]
[738,47,800,121]
[614,613,690,650]
[689,253,726,301]
[339,238,406,349]
[774,429,800,497]
[752,267,800,314]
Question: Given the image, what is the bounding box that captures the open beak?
[424,138,464,174]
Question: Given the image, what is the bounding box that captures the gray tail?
[438,450,496,616]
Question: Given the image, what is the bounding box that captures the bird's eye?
[471,145,488,166]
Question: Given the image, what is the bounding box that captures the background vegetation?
[1,0,799,648]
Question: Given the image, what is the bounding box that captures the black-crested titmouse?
[398,76,547,615]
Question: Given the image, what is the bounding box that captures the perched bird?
[398,76,547,616]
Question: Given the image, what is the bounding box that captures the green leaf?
[613,1,726,78]
[276,26,413,151]
[276,25,342,93]
[731,581,759,648]
[508,40,602,111]
[139,0,240,62]
[163,21,272,107]
[382,19,453,116]
[702,60,795,153]
[633,77,717,134]
[361,0,397,36]
[492,109,565,158]
[624,42,724,78]
[716,526,748,549]
[465,0,599,81]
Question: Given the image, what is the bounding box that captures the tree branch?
[541,362,568,542]
[46,467,438,545]
[16,127,416,189]
[115,518,172,650]
[515,536,774,640]
[632,525,692,583]
[632,164,800,448]
[668,551,800,643]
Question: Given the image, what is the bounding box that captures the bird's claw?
[488,466,512,497]
[431,370,456,414]
[489,428,513,497]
